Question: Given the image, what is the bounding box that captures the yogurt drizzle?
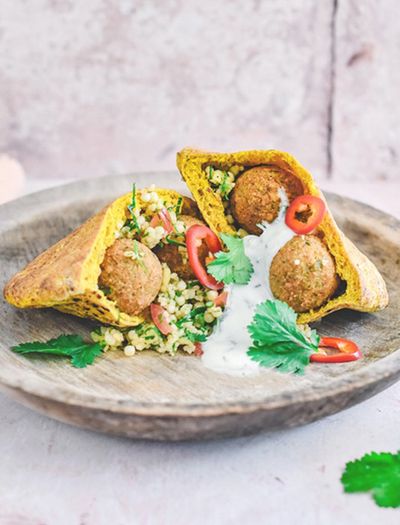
[202,189,295,376]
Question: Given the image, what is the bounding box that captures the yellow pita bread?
[177,147,388,323]
[4,188,199,327]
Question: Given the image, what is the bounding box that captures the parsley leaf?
[184,329,208,343]
[247,299,319,374]
[11,335,104,368]
[207,233,253,285]
[341,451,400,508]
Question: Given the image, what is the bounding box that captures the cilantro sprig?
[207,233,253,285]
[11,335,104,368]
[341,451,400,508]
[247,299,319,374]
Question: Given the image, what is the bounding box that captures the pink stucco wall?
[0,1,398,187]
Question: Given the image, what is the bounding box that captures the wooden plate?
[0,174,399,441]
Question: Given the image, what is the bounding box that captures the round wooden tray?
[0,173,399,441]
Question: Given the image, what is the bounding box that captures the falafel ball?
[269,235,339,313]
[99,239,162,316]
[230,166,303,234]
[154,215,209,281]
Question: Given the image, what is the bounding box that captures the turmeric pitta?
[4,188,199,327]
[177,148,388,323]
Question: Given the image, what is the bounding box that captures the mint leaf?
[207,233,253,285]
[341,451,400,508]
[12,335,104,368]
[247,299,319,374]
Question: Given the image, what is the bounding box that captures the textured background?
[0,0,399,195]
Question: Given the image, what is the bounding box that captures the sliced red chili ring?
[186,225,223,290]
[285,195,326,235]
[310,337,362,363]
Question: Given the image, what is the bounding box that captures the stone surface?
[0,1,333,182]
[332,1,400,180]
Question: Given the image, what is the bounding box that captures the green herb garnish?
[165,235,186,247]
[175,196,183,216]
[207,233,253,285]
[247,300,319,375]
[219,171,231,200]
[11,335,104,368]
[341,451,400,508]
[176,307,207,328]
[184,329,208,343]
[127,182,137,214]
[126,183,140,233]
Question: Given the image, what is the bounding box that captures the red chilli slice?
[310,337,362,363]
[285,195,326,235]
[186,225,223,290]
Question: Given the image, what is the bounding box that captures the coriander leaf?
[207,233,253,285]
[247,299,319,375]
[70,343,103,368]
[341,451,400,508]
[11,335,104,368]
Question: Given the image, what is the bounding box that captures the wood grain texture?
[0,173,399,441]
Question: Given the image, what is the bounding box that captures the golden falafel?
[154,215,208,280]
[269,235,339,313]
[230,166,303,234]
[99,239,162,316]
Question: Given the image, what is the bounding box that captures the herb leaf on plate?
[247,299,319,374]
[341,451,400,508]
[11,334,104,368]
[207,233,253,285]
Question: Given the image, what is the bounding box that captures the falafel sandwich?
[177,148,388,324]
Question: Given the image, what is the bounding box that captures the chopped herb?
[207,233,253,285]
[176,306,207,328]
[247,299,319,375]
[127,183,137,214]
[341,451,400,508]
[11,335,104,368]
[175,196,183,216]
[165,236,186,247]
[126,183,140,233]
[219,171,231,199]
[184,328,208,343]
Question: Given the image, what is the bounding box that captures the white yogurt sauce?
[202,189,295,376]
